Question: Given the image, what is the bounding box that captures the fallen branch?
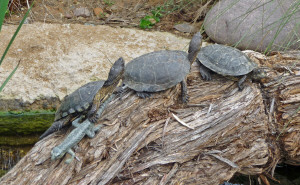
[0,52,299,184]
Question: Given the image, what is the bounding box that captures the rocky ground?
[6,0,211,36]
[1,0,213,111]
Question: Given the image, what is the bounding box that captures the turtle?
[39,57,125,140]
[123,32,202,103]
[197,44,265,90]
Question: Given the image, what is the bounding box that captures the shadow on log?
[0,52,299,185]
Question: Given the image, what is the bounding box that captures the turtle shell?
[197,44,257,76]
[55,80,105,121]
[124,50,190,92]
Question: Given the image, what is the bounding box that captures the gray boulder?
[204,0,300,52]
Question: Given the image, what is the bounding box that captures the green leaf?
[0,0,9,31]
[0,60,20,92]
[0,1,34,66]
[154,16,160,22]
[140,20,150,29]
[140,16,154,29]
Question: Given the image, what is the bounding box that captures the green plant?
[139,0,199,29]
[103,0,114,6]
[0,0,9,31]
[99,12,107,19]
[0,1,34,92]
[140,6,165,29]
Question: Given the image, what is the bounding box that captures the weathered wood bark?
[0,52,299,185]
[258,52,300,166]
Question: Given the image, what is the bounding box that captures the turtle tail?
[39,119,64,140]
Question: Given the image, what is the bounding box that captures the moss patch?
[0,112,55,136]
[0,169,6,178]
[0,135,38,145]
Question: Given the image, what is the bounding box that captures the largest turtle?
[123,32,202,103]
[197,44,265,90]
[39,57,125,140]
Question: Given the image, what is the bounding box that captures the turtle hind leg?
[181,80,189,103]
[238,75,247,91]
[136,91,152,99]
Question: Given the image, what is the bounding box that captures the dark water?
[0,112,54,177]
[226,165,300,185]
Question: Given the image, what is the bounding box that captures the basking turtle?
[39,57,125,140]
[197,44,265,90]
[123,32,202,103]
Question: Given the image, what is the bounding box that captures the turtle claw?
[88,116,98,124]
[201,73,212,81]
[182,94,189,103]
[238,84,244,91]
[136,91,152,99]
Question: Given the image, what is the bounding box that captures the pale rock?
[174,23,197,33]
[0,23,193,110]
[204,0,300,52]
[73,7,91,17]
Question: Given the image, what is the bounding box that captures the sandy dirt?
[0,23,194,110]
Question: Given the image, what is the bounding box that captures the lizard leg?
[86,124,104,138]
[86,129,96,138]
[93,124,104,132]
[72,117,81,128]
[65,148,76,164]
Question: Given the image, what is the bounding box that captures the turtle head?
[104,57,125,86]
[251,67,267,81]
[51,146,64,160]
[188,32,202,64]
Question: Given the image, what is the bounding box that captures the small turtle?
[197,44,265,90]
[39,57,125,140]
[123,32,202,102]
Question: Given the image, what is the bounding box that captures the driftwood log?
[0,52,299,185]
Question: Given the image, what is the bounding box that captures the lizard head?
[51,147,64,160]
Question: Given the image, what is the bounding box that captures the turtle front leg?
[88,103,99,123]
[238,75,247,91]
[88,94,115,123]
[181,80,189,103]
[199,62,212,81]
